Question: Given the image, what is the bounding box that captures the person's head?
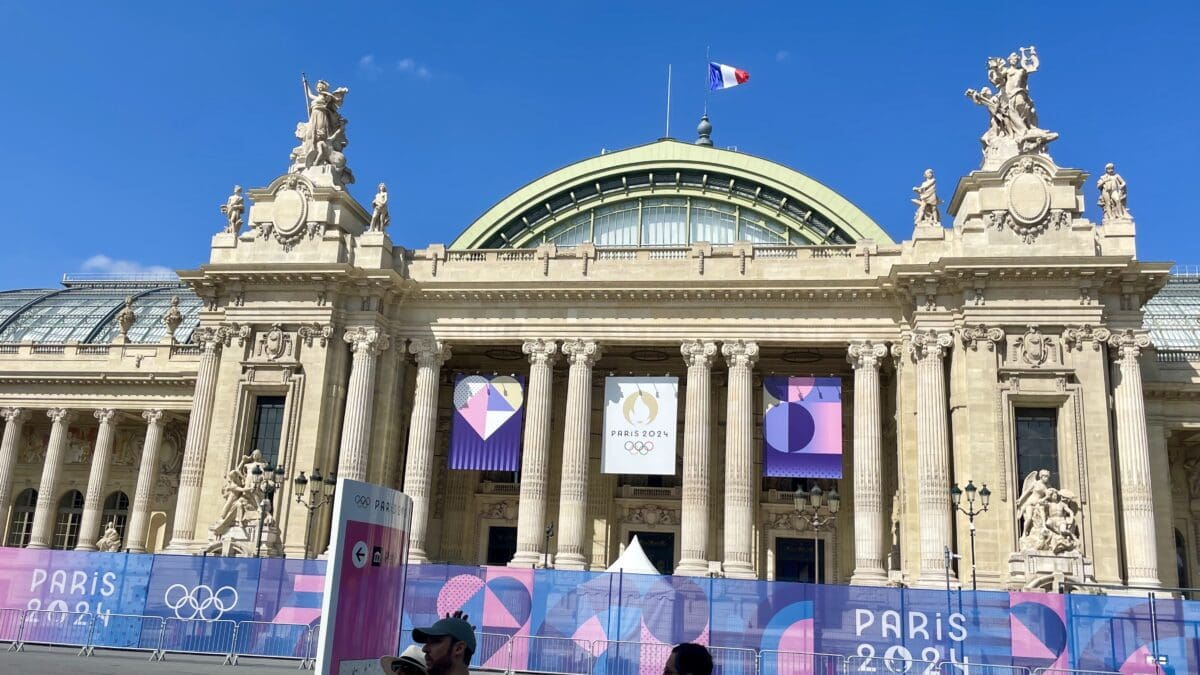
[378,183,387,192]
[1105,163,1115,174]
[413,615,475,675]
[924,169,934,180]
[316,80,329,92]
[380,645,428,675]
[664,643,713,675]
[1008,52,1020,66]
[1038,469,1051,481]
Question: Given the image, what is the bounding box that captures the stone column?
[721,340,759,579]
[76,409,118,551]
[910,330,955,587]
[336,326,392,482]
[0,408,30,528]
[28,408,75,549]
[676,339,717,576]
[510,339,559,568]
[554,339,601,571]
[166,327,224,552]
[848,341,889,585]
[403,338,451,564]
[1108,330,1160,587]
[126,410,165,553]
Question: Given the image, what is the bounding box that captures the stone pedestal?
[1007,551,1095,592]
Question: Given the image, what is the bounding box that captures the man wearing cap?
[379,644,428,675]
[412,611,476,675]
[664,642,713,675]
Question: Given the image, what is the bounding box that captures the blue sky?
[1,2,1196,289]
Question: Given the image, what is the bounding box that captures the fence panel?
[941,664,1031,675]
[15,609,94,652]
[0,607,23,648]
[846,653,942,674]
[234,621,312,662]
[1032,670,1122,675]
[475,631,512,671]
[709,645,758,675]
[592,640,674,675]
[506,635,591,674]
[158,618,236,662]
[86,613,164,654]
[758,649,844,675]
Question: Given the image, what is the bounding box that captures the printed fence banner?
[449,373,526,471]
[762,376,843,478]
[602,376,679,475]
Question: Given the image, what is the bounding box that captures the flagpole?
[665,64,672,138]
[703,46,710,115]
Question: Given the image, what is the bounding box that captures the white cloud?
[396,57,432,80]
[358,54,383,79]
[81,255,175,278]
[776,50,790,63]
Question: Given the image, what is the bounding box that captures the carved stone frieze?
[620,504,679,526]
[478,500,516,522]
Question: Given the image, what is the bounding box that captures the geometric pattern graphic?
[449,373,526,471]
[762,376,842,478]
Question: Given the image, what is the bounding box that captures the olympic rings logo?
[163,583,240,621]
[624,441,654,455]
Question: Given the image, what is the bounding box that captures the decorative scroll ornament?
[1014,324,1053,367]
[1107,329,1152,362]
[907,330,953,362]
[522,338,559,365]
[621,504,680,526]
[847,341,888,369]
[1062,324,1111,352]
[562,338,602,367]
[959,324,1004,351]
[721,339,759,368]
[345,326,392,356]
[681,339,718,368]
[256,323,293,361]
[298,322,334,348]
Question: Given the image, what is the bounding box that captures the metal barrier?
[232,620,312,664]
[709,645,758,675]
[758,649,845,675]
[1031,670,1122,675]
[155,617,237,663]
[475,631,513,671]
[507,634,592,675]
[940,664,1032,675]
[592,640,674,675]
[302,623,320,670]
[846,653,942,674]
[0,607,23,649]
[85,613,165,657]
[13,608,95,653]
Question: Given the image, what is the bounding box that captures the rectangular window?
[250,396,287,467]
[486,526,518,565]
[1015,408,1060,485]
[776,537,824,583]
[627,531,675,575]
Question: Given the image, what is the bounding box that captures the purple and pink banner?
[762,376,843,478]
[449,373,526,471]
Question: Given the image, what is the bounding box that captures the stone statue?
[116,297,136,339]
[289,75,354,186]
[911,169,942,227]
[97,521,122,552]
[1016,469,1052,539]
[1043,489,1081,554]
[369,183,390,232]
[161,295,183,340]
[209,450,267,538]
[220,186,244,234]
[965,46,1058,166]
[1096,163,1130,221]
[1016,469,1082,554]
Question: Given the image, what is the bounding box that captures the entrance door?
[776,537,823,583]
[628,531,675,574]
[486,526,518,565]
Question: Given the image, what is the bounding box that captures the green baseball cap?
[412,617,476,653]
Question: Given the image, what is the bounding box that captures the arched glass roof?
[1145,272,1200,351]
[0,279,201,344]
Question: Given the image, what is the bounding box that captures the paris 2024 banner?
[0,548,1198,672]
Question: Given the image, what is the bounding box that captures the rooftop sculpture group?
[965,46,1059,167]
[288,75,354,187]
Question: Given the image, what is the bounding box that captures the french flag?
[708,62,750,90]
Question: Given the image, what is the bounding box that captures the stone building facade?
[0,62,1198,592]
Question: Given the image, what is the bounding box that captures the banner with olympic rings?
[602,376,679,475]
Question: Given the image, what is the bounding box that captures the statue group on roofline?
[288,75,355,186]
[965,46,1059,166]
[1016,469,1081,555]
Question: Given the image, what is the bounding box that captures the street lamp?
[792,483,840,584]
[253,460,286,558]
[294,467,338,559]
[542,522,555,569]
[950,479,991,591]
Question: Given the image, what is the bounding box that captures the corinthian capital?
[721,340,759,368]
[2,408,29,424]
[959,324,1005,351]
[561,339,602,367]
[908,330,953,362]
[681,340,718,369]
[847,341,889,370]
[408,337,451,367]
[344,326,392,355]
[142,409,164,426]
[1107,329,1152,362]
[46,408,74,425]
[1062,324,1111,352]
[93,409,117,425]
[193,327,225,354]
[522,339,559,366]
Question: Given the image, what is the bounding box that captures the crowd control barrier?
[758,649,845,675]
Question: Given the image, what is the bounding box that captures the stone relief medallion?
[985,159,1070,244]
[271,181,309,246]
[1015,325,1053,367]
[257,323,292,361]
[1007,171,1050,225]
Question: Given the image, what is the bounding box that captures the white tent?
[605,535,661,575]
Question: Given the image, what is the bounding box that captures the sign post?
[315,478,412,674]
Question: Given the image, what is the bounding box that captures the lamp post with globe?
[251,461,286,558]
[293,468,338,559]
[792,484,840,584]
[950,480,991,591]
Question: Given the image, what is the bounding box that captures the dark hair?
[672,643,713,675]
[453,638,474,667]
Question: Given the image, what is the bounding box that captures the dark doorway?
[486,526,517,565]
[628,531,675,575]
[776,537,823,583]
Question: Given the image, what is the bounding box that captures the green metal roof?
[450,139,894,250]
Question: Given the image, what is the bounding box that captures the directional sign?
[316,478,413,675]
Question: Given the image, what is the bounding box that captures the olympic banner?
[602,376,678,475]
[316,478,413,675]
[449,373,526,471]
[762,376,843,478]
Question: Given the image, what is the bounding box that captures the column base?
[407,548,429,564]
[1127,576,1161,589]
[849,567,889,586]
[554,553,587,571]
[913,571,960,590]
[674,558,711,577]
[508,550,544,568]
[162,538,198,554]
[26,542,49,551]
[722,561,756,579]
[74,544,99,552]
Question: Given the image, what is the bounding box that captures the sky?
[0,1,1197,290]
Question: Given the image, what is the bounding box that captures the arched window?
[102,491,130,542]
[6,488,37,547]
[52,490,85,550]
